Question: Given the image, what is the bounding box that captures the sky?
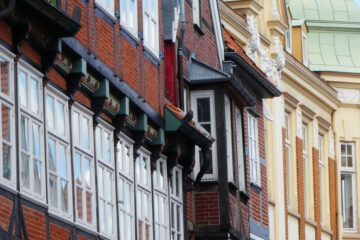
[355,0,360,7]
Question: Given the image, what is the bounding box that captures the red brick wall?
[296,137,305,240]
[312,148,322,240]
[0,195,13,232]
[22,206,46,240]
[49,223,71,240]
[187,192,194,221]
[194,192,219,225]
[0,21,12,46]
[328,158,337,240]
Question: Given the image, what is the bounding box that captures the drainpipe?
[177,0,185,109]
[0,0,16,18]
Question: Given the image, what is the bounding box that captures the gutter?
[0,0,16,18]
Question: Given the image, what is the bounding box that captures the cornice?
[316,116,331,131]
[283,52,340,110]
[300,104,316,120]
[283,91,299,109]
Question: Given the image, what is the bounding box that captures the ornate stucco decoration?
[336,88,360,103]
[271,36,285,88]
[246,14,260,60]
[259,48,273,78]
[272,0,280,20]
[296,107,302,138]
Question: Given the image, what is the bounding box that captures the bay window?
[72,104,96,227]
[247,112,260,185]
[340,142,356,230]
[120,0,138,36]
[170,166,183,240]
[18,62,45,201]
[142,0,159,55]
[96,123,116,237]
[117,134,135,240]
[235,107,245,192]
[46,87,72,218]
[153,158,169,240]
[136,148,153,240]
[191,91,217,180]
[0,49,15,186]
[225,95,234,182]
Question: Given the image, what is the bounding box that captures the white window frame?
[191,90,217,181]
[0,47,16,188]
[72,103,96,228]
[192,0,200,27]
[340,142,357,232]
[136,148,153,240]
[117,133,135,240]
[235,107,245,192]
[285,18,292,53]
[285,112,292,207]
[142,0,159,56]
[250,233,264,240]
[318,134,326,225]
[225,95,234,182]
[120,0,138,37]
[96,121,116,238]
[302,31,308,67]
[170,165,184,240]
[46,86,72,219]
[153,157,169,240]
[302,123,309,217]
[18,60,46,202]
[247,112,260,186]
[95,0,115,16]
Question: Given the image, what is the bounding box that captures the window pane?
[58,144,67,179]
[0,61,9,96]
[105,170,112,201]
[197,98,210,122]
[49,174,58,208]
[32,123,40,159]
[48,139,56,171]
[84,158,91,189]
[96,128,101,159]
[61,179,68,212]
[34,159,41,194]
[86,191,92,223]
[142,156,148,186]
[125,145,131,174]
[104,131,111,163]
[2,104,10,141]
[30,78,39,114]
[76,186,83,219]
[341,173,354,229]
[125,182,131,211]
[21,116,29,152]
[99,200,105,231]
[56,100,65,135]
[21,153,29,189]
[46,95,54,130]
[74,153,81,185]
[81,116,90,150]
[19,71,27,107]
[98,167,104,198]
[3,143,11,180]
[106,203,113,234]
[72,111,80,145]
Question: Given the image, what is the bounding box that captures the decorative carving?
[127,111,138,127]
[104,98,120,116]
[146,125,158,142]
[296,107,302,138]
[272,0,280,20]
[259,48,273,78]
[336,88,360,103]
[273,36,285,71]
[81,74,101,93]
[53,53,73,75]
[246,15,260,55]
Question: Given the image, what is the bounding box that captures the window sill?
[48,209,73,224]
[19,191,47,208]
[321,224,332,235]
[143,46,161,67]
[120,24,139,42]
[94,3,116,25]
[239,190,249,203]
[305,217,317,228]
[250,182,261,192]
[288,208,300,219]
[75,222,98,236]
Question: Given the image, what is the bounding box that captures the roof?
[288,0,360,26]
[308,31,360,73]
[223,29,281,98]
[165,102,214,147]
[188,57,230,84]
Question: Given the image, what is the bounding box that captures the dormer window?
[302,31,308,67]
[285,19,292,53]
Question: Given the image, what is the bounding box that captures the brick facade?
[312,148,322,240]
[328,158,338,240]
[296,137,306,240]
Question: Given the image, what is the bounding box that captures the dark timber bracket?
[92,78,110,126]
[132,113,148,158]
[150,128,165,170]
[67,57,87,102]
[114,96,130,136]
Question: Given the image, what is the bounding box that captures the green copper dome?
[288,0,360,73]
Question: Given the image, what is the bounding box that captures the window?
[72,104,96,227]
[117,134,135,240]
[142,0,159,55]
[302,124,309,217]
[340,142,356,230]
[191,91,217,180]
[285,19,292,53]
[96,0,115,15]
[96,123,116,237]
[18,62,45,201]
[302,31,308,67]
[136,148,153,240]
[248,113,260,185]
[319,135,326,224]
[46,88,72,218]
[225,96,234,182]
[0,50,15,186]
[285,113,292,206]
[120,0,138,36]
[170,166,183,240]
[153,158,169,240]
[192,0,200,27]
[235,107,245,192]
